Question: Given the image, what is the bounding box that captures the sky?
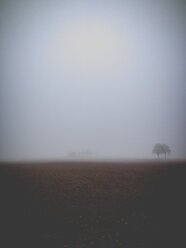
[0,0,186,161]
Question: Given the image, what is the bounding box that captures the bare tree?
[152,143,163,159]
[162,144,171,160]
[152,143,171,159]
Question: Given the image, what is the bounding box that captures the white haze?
[0,0,186,161]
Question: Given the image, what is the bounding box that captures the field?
[0,160,185,248]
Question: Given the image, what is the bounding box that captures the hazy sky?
[0,0,186,160]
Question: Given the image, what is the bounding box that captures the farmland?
[0,160,185,248]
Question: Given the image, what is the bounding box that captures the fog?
[0,0,186,161]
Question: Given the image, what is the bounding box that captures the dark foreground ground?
[0,160,185,248]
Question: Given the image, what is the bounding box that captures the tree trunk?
[165,152,166,160]
[157,153,159,159]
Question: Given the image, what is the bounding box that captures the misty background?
[0,0,186,161]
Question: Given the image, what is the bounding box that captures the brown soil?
[0,160,185,248]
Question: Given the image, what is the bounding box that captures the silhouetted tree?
[152,143,171,159]
[152,143,163,159]
[162,144,171,159]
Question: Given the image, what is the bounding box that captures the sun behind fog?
[56,20,125,74]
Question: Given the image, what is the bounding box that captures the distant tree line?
[153,144,171,159]
[68,149,93,158]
